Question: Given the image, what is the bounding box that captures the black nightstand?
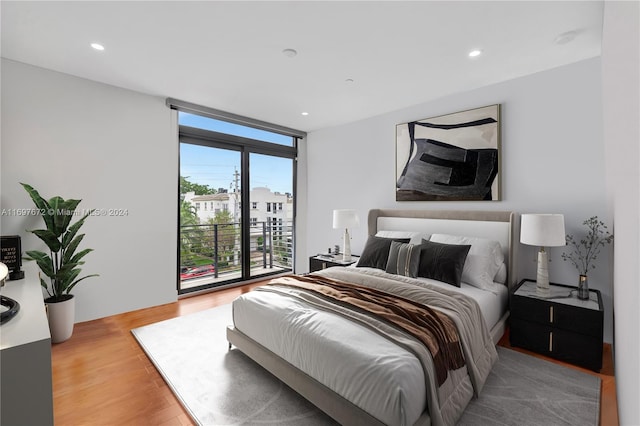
[510,279,603,371]
[309,255,359,272]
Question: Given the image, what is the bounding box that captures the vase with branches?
[561,216,613,299]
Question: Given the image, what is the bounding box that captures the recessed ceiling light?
[468,49,482,58]
[301,112,309,116]
[282,48,297,58]
[90,43,105,51]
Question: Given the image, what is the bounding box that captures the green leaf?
[56,262,82,283]
[28,229,62,253]
[59,268,82,293]
[20,183,54,231]
[62,234,85,264]
[68,248,94,265]
[24,251,55,278]
[62,211,92,249]
[48,196,81,237]
[66,274,99,294]
[55,198,82,237]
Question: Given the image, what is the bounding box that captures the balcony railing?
[180,221,293,283]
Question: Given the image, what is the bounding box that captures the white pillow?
[494,263,507,285]
[429,234,504,292]
[375,230,430,245]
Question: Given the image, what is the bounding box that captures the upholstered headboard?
[367,209,518,289]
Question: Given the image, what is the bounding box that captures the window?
[174,101,303,294]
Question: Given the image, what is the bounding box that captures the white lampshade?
[520,214,566,247]
[333,209,359,230]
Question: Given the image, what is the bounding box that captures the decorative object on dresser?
[332,209,359,262]
[520,214,566,297]
[561,216,614,300]
[20,183,99,343]
[0,235,25,280]
[510,279,604,371]
[309,254,359,273]
[395,104,501,201]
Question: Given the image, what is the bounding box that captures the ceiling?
[1,1,603,132]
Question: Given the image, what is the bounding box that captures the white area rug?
[132,304,601,426]
[132,304,335,426]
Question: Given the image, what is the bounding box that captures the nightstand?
[309,255,359,272]
[510,279,603,371]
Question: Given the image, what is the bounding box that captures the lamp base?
[535,249,550,297]
[343,228,351,262]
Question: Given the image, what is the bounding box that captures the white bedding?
[349,265,508,331]
[232,267,504,426]
[233,289,427,426]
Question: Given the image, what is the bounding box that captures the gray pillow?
[386,241,422,278]
[418,240,471,287]
[357,236,411,270]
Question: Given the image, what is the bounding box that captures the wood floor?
[52,282,618,426]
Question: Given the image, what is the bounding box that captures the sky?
[179,113,294,194]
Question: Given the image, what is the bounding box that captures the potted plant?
[21,183,98,343]
[561,216,613,300]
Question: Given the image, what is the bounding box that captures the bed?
[227,209,517,426]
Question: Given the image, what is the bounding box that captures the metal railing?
[180,221,293,281]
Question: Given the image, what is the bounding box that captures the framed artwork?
[396,104,501,201]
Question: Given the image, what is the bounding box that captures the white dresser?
[1,262,54,425]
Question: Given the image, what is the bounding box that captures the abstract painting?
[396,104,501,201]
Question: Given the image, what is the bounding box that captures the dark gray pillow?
[357,236,411,270]
[418,240,471,287]
[386,241,423,278]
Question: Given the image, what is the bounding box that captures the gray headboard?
[367,209,518,289]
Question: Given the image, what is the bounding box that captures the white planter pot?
[46,295,75,343]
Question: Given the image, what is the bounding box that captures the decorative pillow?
[385,241,422,278]
[376,230,431,245]
[417,240,471,287]
[357,236,410,270]
[429,234,504,292]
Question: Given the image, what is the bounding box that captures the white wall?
[1,59,178,322]
[602,2,639,424]
[305,58,614,342]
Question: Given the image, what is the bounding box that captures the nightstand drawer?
[511,296,603,338]
[510,318,603,370]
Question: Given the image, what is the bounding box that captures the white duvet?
[232,267,502,426]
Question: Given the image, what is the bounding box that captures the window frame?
[175,108,301,295]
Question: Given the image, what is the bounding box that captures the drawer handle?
[322,262,327,269]
[549,332,553,352]
[549,306,554,323]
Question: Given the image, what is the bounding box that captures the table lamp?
[520,214,566,296]
[332,209,359,262]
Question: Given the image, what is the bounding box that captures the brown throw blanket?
[268,274,465,387]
